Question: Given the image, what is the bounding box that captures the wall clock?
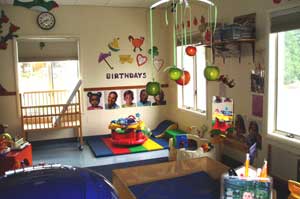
[37,12,56,30]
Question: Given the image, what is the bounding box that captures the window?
[177,45,206,114]
[18,60,79,92]
[16,38,80,93]
[268,6,300,139]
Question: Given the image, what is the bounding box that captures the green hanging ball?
[204,65,220,81]
[169,67,183,81]
[146,81,161,96]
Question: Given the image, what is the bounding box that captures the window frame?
[176,45,207,115]
[268,8,300,142]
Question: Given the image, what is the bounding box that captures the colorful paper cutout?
[98,52,113,70]
[148,46,159,57]
[119,55,133,64]
[108,37,120,52]
[153,57,164,71]
[128,35,144,52]
[0,10,20,50]
[13,0,59,12]
[252,95,263,117]
[136,54,147,67]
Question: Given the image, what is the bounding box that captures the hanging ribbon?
[149,7,155,81]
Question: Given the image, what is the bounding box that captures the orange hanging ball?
[185,46,197,56]
[176,70,191,85]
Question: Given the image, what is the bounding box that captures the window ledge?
[266,132,300,153]
[177,107,206,116]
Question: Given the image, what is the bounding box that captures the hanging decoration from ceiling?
[204,65,220,81]
[128,35,144,52]
[98,52,113,70]
[13,0,59,12]
[108,37,120,52]
[136,54,148,67]
[153,57,164,72]
[148,0,217,94]
[0,10,20,50]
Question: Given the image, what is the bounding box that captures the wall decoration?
[13,0,59,12]
[0,10,9,34]
[273,0,282,4]
[119,55,133,64]
[152,89,167,106]
[136,54,147,67]
[193,17,198,26]
[137,88,153,107]
[87,91,104,110]
[148,46,159,57]
[128,35,144,52]
[211,96,234,135]
[98,52,113,70]
[106,72,146,80]
[251,65,264,93]
[153,57,164,72]
[0,10,20,50]
[146,81,160,96]
[104,90,121,110]
[0,84,8,93]
[246,119,262,150]
[252,95,263,117]
[121,89,137,108]
[108,37,120,52]
[219,74,236,88]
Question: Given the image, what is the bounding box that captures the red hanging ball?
[193,17,198,26]
[185,46,197,56]
[176,70,191,86]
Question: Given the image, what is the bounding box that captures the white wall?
[0,5,170,140]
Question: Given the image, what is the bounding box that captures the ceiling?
[0,0,159,8]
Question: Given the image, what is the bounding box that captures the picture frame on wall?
[121,89,137,108]
[104,90,121,110]
[86,91,104,111]
[137,88,153,107]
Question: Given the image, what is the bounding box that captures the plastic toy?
[176,70,191,86]
[168,67,183,81]
[0,133,12,154]
[0,164,119,199]
[146,81,160,96]
[204,65,220,81]
[151,120,178,138]
[109,114,148,146]
[185,46,197,56]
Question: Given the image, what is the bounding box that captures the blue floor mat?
[129,171,219,199]
[86,135,113,157]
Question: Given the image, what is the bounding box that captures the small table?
[0,144,32,175]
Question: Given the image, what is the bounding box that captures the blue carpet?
[129,171,219,199]
[87,157,168,182]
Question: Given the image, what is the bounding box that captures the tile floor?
[32,140,169,168]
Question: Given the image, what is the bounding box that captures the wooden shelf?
[205,38,256,64]
[0,92,16,96]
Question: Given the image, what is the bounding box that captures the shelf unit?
[205,38,256,64]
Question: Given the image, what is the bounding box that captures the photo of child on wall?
[137,89,152,107]
[152,89,167,106]
[121,89,137,108]
[87,91,104,110]
[104,90,121,110]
